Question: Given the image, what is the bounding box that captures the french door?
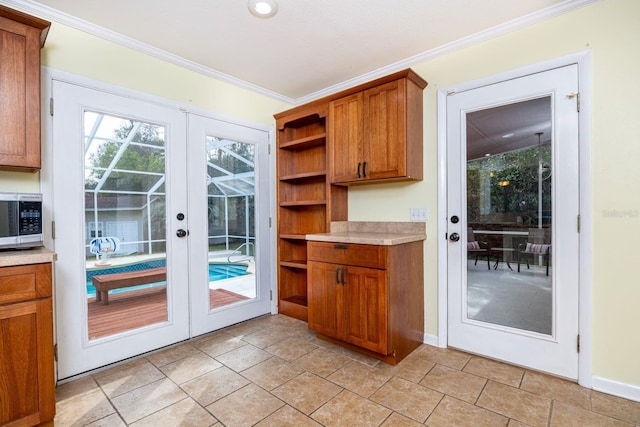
[446,65,580,378]
[51,79,272,379]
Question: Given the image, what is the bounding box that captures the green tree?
[467,144,551,225]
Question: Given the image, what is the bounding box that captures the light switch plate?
[410,207,429,221]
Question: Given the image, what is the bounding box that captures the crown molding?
[9,0,599,105]
[295,0,600,104]
[5,0,296,104]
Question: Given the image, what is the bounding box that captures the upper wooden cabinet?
[329,69,427,185]
[0,5,50,172]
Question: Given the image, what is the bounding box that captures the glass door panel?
[206,137,256,309]
[84,112,169,340]
[465,97,553,335]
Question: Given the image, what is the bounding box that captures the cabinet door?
[308,261,342,338]
[343,266,388,354]
[0,298,55,425]
[329,92,363,183]
[362,79,407,180]
[0,19,42,169]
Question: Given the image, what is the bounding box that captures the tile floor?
[55,314,640,427]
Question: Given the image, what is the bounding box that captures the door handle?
[336,267,341,285]
[362,162,367,178]
[449,232,460,242]
[176,229,189,238]
[357,162,362,178]
[341,267,346,285]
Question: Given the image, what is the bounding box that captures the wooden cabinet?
[274,69,425,322]
[275,104,348,321]
[307,240,423,364]
[0,262,55,426]
[330,69,426,185]
[0,5,50,171]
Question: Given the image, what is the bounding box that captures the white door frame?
[436,51,592,387]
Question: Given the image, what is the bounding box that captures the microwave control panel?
[19,201,42,235]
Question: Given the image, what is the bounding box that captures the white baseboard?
[592,376,640,402]
[423,333,441,347]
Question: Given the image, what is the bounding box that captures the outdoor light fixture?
[248,0,278,18]
[498,180,510,187]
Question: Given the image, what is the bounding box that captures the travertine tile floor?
[55,314,640,426]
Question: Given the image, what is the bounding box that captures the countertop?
[306,221,426,246]
[0,247,57,267]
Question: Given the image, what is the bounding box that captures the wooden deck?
[87,287,249,340]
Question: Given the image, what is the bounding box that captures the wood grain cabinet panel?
[0,5,50,171]
[0,262,55,426]
[308,241,423,364]
[329,70,426,185]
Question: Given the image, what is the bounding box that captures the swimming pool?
[85,259,249,298]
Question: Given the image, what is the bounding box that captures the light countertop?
[306,221,426,246]
[0,247,57,267]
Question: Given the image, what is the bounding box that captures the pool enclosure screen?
[84,111,256,261]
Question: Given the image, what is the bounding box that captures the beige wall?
[2,0,637,390]
[349,0,640,388]
[0,20,290,194]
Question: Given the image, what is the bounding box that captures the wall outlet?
[410,207,429,221]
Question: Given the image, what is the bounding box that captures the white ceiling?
[16,0,594,103]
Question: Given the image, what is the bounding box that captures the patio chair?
[467,227,491,270]
[517,228,551,276]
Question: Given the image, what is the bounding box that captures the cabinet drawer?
[308,241,386,269]
[0,263,52,304]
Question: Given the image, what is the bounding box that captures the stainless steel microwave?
[0,192,44,250]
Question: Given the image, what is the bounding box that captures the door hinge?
[51,220,56,239]
[269,217,272,228]
[268,144,271,155]
[577,214,581,233]
[270,290,273,301]
[577,335,580,353]
[49,98,54,116]
[566,92,580,112]
[54,344,58,362]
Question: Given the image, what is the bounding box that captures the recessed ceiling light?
[502,133,514,138]
[248,0,278,18]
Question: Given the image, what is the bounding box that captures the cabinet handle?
[341,267,346,285]
[336,267,341,285]
[357,162,361,178]
[334,244,347,249]
[362,161,367,178]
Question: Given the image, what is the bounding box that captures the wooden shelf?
[281,295,307,306]
[279,200,327,207]
[276,105,346,323]
[280,260,308,269]
[279,134,326,150]
[279,171,326,182]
